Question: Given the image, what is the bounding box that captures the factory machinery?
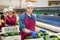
[34,6,60,38]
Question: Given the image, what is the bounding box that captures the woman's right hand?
[30,30,37,38]
[23,29,37,38]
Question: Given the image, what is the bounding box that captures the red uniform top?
[6,16,16,26]
[20,14,35,40]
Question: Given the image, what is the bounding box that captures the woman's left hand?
[40,29,46,34]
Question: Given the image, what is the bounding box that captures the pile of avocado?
[44,34,59,40]
[2,32,19,37]
[43,32,49,40]
[26,32,43,39]
[50,35,59,40]
[26,32,49,39]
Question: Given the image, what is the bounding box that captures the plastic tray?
[24,37,44,40]
[1,35,21,40]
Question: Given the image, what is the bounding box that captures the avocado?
[44,35,48,40]
[50,35,58,38]
[3,33,8,37]
[40,32,43,36]
[43,32,49,40]
[36,32,43,38]
[14,32,19,35]
[59,39,60,40]
[50,35,59,40]
[7,32,14,36]
[44,32,49,35]
[26,36,33,39]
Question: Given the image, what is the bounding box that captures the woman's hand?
[23,28,37,38]
[39,29,46,34]
[5,24,8,27]
[30,30,37,38]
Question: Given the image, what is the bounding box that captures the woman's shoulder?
[20,13,25,19]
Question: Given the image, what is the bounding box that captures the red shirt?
[6,16,16,26]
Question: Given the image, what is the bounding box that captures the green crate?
[35,12,42,14]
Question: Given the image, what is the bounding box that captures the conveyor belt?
[36,26,60,38]
[36,25,58,33]
[37,15,60,27]
[36,21,60,32]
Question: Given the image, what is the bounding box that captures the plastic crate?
[24,37,44,40]
[1,35,21,40]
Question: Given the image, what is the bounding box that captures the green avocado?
[3,33,8,37]
[50,35,59,40]
[14,32,19,35]
[44,35,48,40]
[44,32,49,35]
[59,39,60,40]
[43,32,49,40]
[36,32,43,38]
[50,35,58,38]
[7,32,14,36]
[26,36,33,39]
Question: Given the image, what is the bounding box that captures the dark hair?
[0,12,3,15]
[0,12,4,19]
[1,15,4,19]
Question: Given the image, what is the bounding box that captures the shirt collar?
[25,13,33,19]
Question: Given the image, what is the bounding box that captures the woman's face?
[26,6,33,14]
[8,11,13,15]
[3,12,8,16]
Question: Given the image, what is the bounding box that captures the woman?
[20,2,46,40]
[3,8,9,27]
[6,8,16,26]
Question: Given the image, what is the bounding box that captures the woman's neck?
[8,15,12,17]
[26,12,32,17]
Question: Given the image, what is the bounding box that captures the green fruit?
[7,32,14,36]
[44,32,49,35]
[3,33,8,37]
[26,36,33,39]
[36,32,43,38]
[50,35,59,40]
[59,39,60,40]
[44,35,49,40]
[14,32,19,35]
[50,35,58,38]
[40,32,43,36]
[43,32,49,40]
